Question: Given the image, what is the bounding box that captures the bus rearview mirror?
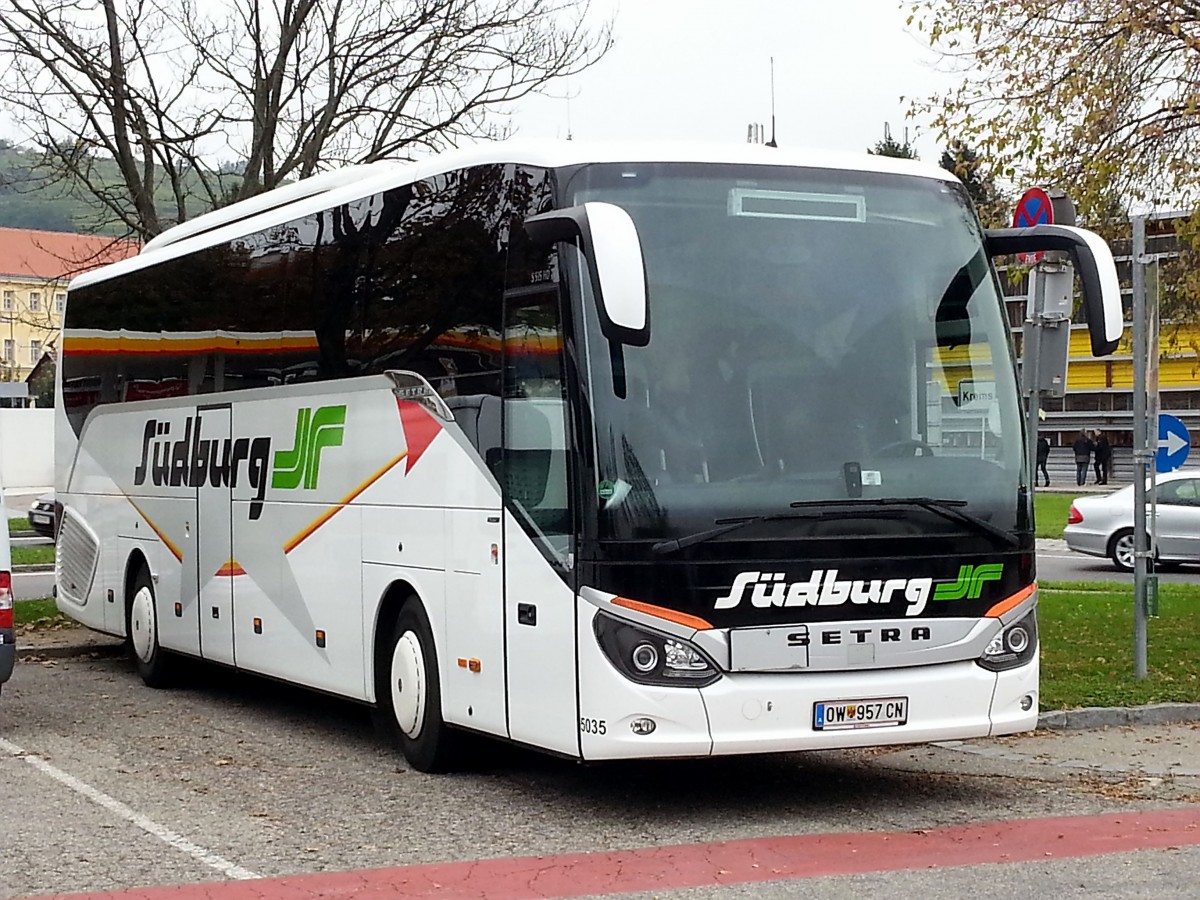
[984,224,1123,357]
[523,202,650,347]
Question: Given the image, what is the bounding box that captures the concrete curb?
[1037,702,1200,730]
[17,640,125,660]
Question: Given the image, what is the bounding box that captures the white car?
[1064,469,1200,571]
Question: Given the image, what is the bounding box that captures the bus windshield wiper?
[787,497,1020,548]
[650,513,815,555]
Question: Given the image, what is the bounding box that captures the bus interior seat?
[503,399,569,534]
[443,393,502,473]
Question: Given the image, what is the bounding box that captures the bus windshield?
[564,162,1027,544]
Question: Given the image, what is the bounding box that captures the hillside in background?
[0,141,226,237]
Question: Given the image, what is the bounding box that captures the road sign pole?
[1132,215,1148,680]
[1025,267,1047,484]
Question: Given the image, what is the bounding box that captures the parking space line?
[0,737,259,882]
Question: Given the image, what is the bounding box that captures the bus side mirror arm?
[523,202,650,347]
[985,224,1123,357]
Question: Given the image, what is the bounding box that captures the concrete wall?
[0,408,53,490]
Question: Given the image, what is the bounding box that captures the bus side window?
[502,290,572,562]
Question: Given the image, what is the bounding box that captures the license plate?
[814,696,908,731]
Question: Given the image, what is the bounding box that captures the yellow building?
[0,227,137,383]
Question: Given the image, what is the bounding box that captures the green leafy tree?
[909,0,1200,324]
[939,139,1005,225]
[908,1,1197,223]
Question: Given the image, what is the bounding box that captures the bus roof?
[69,140,961,291]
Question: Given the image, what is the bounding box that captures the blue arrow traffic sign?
[1156,413,1191,473]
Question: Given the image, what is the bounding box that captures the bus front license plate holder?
[813,697,907,731]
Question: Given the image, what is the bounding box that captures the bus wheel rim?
[130,587,156,664]
[390,632,425,739]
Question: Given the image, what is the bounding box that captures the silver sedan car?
[1064,469,1200,571]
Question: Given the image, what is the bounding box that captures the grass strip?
[1038,580,1200,710]
[14,597,65,629]
[12,545,54,567]
[1033,492,1077,539]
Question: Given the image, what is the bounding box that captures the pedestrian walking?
[1072,429,1093,487]
[1093,431,1111,485]
[1036,435,1051,487]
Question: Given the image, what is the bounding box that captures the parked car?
[1064,469,1200,571]
[0,492,13,694]
[27,493,55,539]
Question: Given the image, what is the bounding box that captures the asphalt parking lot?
[4,634,1200,899]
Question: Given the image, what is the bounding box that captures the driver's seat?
[746,361,869,473]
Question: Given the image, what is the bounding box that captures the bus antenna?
[766,56,778,148]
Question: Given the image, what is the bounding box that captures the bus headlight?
[977,609,1038,672]
[594,611,720,687]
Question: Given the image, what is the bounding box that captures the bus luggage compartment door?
[196,405,235,666]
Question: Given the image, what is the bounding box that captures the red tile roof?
[0,227,139,282]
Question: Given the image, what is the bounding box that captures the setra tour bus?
[55,142,1122,771]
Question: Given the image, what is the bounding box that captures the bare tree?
[0,0,611,239]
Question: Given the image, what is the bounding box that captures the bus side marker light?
[253,618,263,634]
[458,658,468,668]
[491,544,499,565]
[174,602,182,618]
[315,630,326,648]
[468,658,481,673]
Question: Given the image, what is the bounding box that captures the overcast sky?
[510,0,959,160]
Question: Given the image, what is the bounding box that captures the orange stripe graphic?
[62,335,319,355]
[985,583,1037,618]
[611,596,714,631]
[215,560,246,577]
[283,451,408,554]
[128,500,184,562]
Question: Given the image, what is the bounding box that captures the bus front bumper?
[578,656,1038,761]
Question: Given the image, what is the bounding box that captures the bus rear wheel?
[126,566,174,688]
[379,600,458,773]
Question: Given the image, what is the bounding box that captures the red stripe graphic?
[33,806,1200,900]
[396,399,441,474]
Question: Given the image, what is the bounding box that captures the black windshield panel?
[563,162,1028,545]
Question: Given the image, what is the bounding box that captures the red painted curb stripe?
[28,807,1200,900]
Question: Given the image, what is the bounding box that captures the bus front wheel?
[126,566,174,688]
[379,601,458,773]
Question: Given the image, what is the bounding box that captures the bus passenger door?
[501,289,579,756]
[196,405,235,666]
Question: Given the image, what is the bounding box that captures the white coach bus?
[55,142,1122,771]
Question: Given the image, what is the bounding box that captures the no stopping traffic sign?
[1012,187,1053,265]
